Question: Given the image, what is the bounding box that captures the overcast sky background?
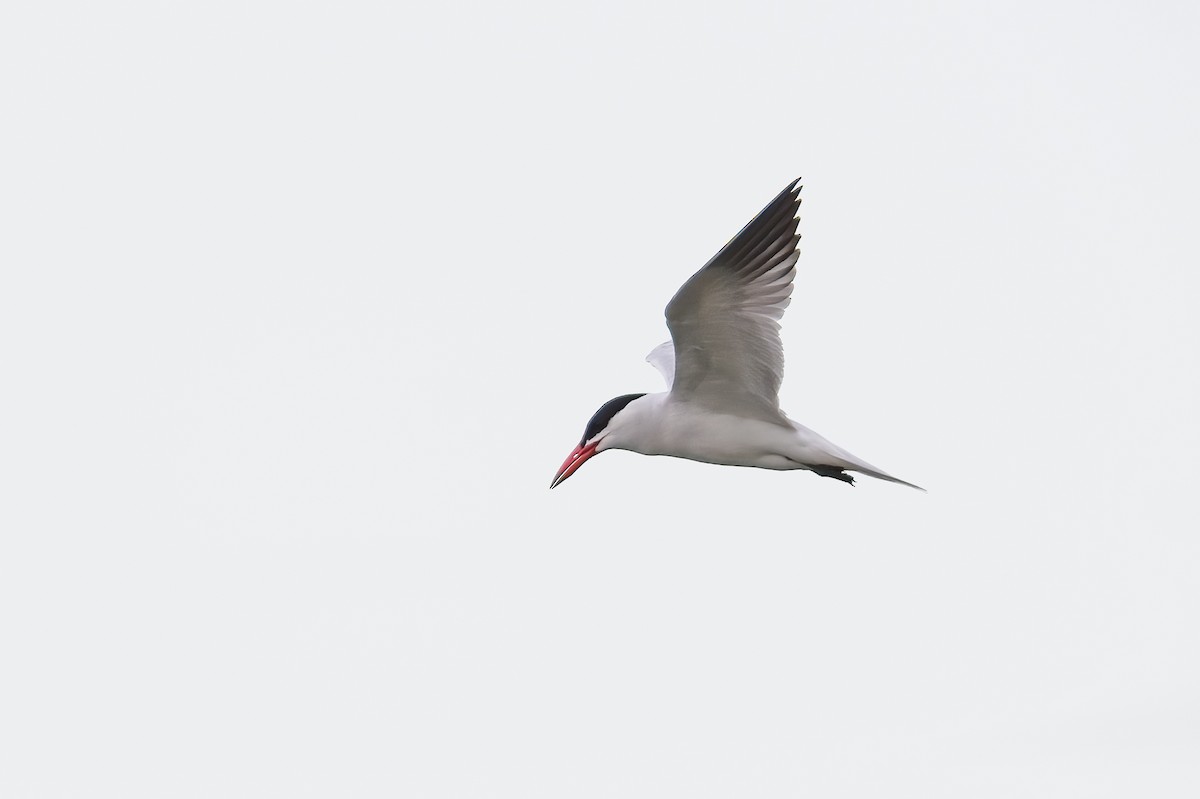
[3,1,1199,797]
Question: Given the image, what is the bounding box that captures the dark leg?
[808,464,856,485]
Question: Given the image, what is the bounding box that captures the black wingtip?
[696,177,805,273]
[784,178,803,207]
[764,178,804,218]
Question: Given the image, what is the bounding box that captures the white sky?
[2,1,1199,797]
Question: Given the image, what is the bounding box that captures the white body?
[600,392,916,486]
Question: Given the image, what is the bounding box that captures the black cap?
[581,394,646,444]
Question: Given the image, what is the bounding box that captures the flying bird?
[551,179,922,491]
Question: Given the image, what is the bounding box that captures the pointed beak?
[550,440,600,489]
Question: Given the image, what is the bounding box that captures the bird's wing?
[645,341,675,388]
[664,178,801,419]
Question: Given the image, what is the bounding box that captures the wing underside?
[664,179,802,418]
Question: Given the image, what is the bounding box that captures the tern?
[551,178,922,491]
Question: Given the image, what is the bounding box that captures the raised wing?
[645,341,675,388]
[664,179,801,419]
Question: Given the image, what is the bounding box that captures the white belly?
[628,402,803,470]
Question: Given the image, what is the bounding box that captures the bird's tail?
[792,421,925,491]
[844,464,926,491]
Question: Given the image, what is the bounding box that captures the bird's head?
[550,393,647,488]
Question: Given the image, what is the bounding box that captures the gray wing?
[664,179,801,419]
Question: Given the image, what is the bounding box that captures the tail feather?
[791,421,925,491]
[845,464,925,491]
